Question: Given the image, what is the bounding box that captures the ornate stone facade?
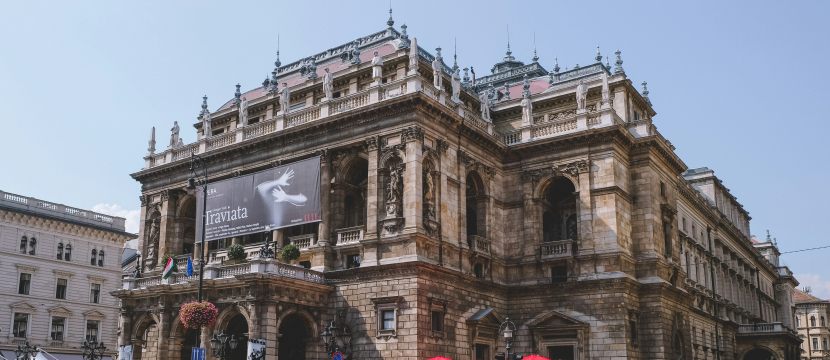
[120,22,800,360]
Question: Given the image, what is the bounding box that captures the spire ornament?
[614,49,624,74]
[641,81,651,105]
[553,57,560,73]
[504,25,515,62]
[147,127,156,155]
[199,95,212,138]
[532,33,539,63]
[595,46,602,63]
[452,39,459,72]
[398,23,410,49]
[234,83,242,106]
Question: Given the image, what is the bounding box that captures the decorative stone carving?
[521,92,533,126]
[144,219,160,271]
[200,96,212,137]
[238,97,249,127]
[557,160,590,177]
[435,138,449,153]
[299,57,318,80]
[451,68,461,102]
[408,37,419,71]
[323,68,333,101]
[349,40,362,65]
[398,24,410,49]
[432,47,443,89]
[147,127,156,155]
[280,83,291,114]
[385,164,403,217]
[401,126,424,143]
[576,80,588,111]
[601,71,610,106]
[423,167,437,223]
[364,136,379,151]
[371,51,383,80]
[479,91,491,121]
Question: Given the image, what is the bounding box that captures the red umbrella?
[522,355,550,360]
[427,357,452,360]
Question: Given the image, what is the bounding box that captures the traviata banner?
[196,157,321,241]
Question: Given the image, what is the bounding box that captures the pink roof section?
[499,78,552,100]
[216,42,398,112]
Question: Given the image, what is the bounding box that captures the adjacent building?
[114,17,801,360]
[794,288,830,359]
[0,190,133,359]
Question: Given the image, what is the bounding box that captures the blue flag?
[186,256,194,277]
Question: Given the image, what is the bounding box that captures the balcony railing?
[736,322,795,335]
[469,235,491,255]
[209,243,268,265]
[336,226,364,245]
[122,259,325,290]
[540,239,574,260]
[288,234,316,250]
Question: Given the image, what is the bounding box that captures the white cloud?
[795,273,830,300]
[92,203,140,234]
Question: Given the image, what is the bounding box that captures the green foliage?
[280,243,301,262]
[227,243,246,261]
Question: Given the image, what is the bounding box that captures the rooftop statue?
[238,97,249,127]
[432,47,443,89]
[323,68,334,101]
[169,121,180,148]
[372,51,383,80]
[280,83,291,114]
[451,67,461,102]
[576,80,588,111]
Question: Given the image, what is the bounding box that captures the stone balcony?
[122,258,325,291]
[468,235,491,255]
[288,233,317,250]
[540,239,575,260]
[336,226,364,246]
[736,322,796,336]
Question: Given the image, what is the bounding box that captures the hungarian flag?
[162,257,178,279]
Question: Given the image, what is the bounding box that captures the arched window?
[466,172,486,239]
[811,316,817,327]
[57,242,64,260]
[91,249,98,266]
[20,236,27,254]
[28,237,37,255]
[541,178,577,243]
[65,244,72,261]
[98,250,105,267]
[342,158,368,228]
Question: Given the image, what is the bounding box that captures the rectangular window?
[56,278,67,299]
[824,337,828,351]
[51,317,65,341]
[814,337,819,351]
[13,313,28,338]
[18,273,31,295]
[90,283,101,304]
[346,254,361,269]
[551,266,568,283]
[86,320,100,343]
[380,309,395,331]
[431,310,444,332]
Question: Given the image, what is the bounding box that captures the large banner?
[196,157,321,241]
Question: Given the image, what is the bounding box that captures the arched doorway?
[279,314,311,360]
[224,314,249,360]
[179,329,199,360]
[743,348,776,360]
[541,177,577,243]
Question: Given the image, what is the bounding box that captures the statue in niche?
[385,164,402,217]
[479,91,491,121]
[372,51,383,80]
[144,219,160,270]
[323,68,334,101]
[238,97,249,127]
[169,122,179,148]
[423,169,436,221]
[451,68,461,102]
[520,91,533,125]
[576,80,588,110]
[280,83,291,113]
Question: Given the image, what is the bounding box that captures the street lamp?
[81,341,107,360]
[498,316,518,360]
[209,332,239,360]
[14,341,38,360]
[321,314,352,359]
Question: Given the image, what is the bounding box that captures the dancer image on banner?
[255,167,308,207]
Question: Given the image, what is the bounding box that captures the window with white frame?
[90,283,101,304]
[51,317,66,341]
[56,278,68,299]
[86,320,100,342]
[18,273,31,295]
[372,296,402,337]
[13,313,29,338]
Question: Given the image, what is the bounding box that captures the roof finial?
[504,25,514,61]
[148,126,156,155]
[201,95,209,113]
[387,1,394,28]
[614,49,624,74]
[606,56,611,70]
[553,57,560,73]
[532,32,539,63]
[234,83,242,104]
[766,229,772,241]
[274,34,281,69]
[453,38,459,71]
[641,81,651,105]
[595,46,602,63]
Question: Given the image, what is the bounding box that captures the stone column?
[364,137,380,239]
[118,309,132,347]
[318,151,331,246]
[136,195,150,262]
[456,150,468,248]
[156,309,170,360]
[576,163,594,254]
[402,127,424,233]
[264,303,279,360]
[158,190,179,257]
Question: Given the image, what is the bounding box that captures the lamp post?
[14,341,38,360]
[321,316,352,359]
[81,341,107,360]
[187,152,208,303]
[209,332,239,360]
[498,316,518,360]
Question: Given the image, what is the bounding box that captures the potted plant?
[226,243,246,264]
[280,243,300,263]
[179,301,218,330]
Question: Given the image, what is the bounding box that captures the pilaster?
[318,150,331,246]
[402,126,424,233]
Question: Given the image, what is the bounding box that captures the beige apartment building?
[114,16,801,360]
[0,190,133,359]
[794,288,830,359]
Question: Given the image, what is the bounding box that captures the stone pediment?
[9,301,36,312]
[466,307,502,327]
[526,310,587,329]
[84,309,106,319]
[48,306,73,316]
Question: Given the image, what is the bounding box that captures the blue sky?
[1,1,828,296]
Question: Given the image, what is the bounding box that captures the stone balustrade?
[121,259,326,290]
[468,235,490,255]
[540,239,574,260]
[288,234,316,250]
[736,322,794,335]
[0,190,125,230]
[336,226,364,245]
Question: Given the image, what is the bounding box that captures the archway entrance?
[279,314,311,360]
[743,348,776,360]
[225,314,249,360]
[179,329,199,360]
